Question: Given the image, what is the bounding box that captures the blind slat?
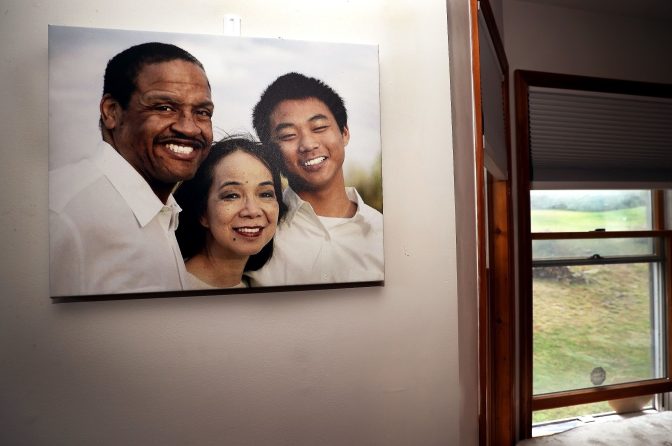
[529,87,672,185]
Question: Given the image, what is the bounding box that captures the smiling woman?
[174,135,288,289]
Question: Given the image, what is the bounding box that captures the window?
[514,71,672,439]
[530,190,667,425]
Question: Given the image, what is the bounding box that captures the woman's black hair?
[174,134,287,271]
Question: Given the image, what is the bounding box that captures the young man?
[49,43,214,296]
[248,72,384,286]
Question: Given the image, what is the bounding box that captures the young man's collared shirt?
[49,142,188,297]
[247,186,384,287]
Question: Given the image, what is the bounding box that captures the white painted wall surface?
[504,0,672,82]
[0,1,470,445]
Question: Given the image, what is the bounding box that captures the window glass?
[531,190,652,232]
[532,398,653,426]
[532,237,656,261]
[533,401,613,425]
[533,263,662,396]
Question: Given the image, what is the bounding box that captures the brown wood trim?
[666,232,672,387]
[501,47,515,445]
[483,176,494,446]
[653,192,672,387]
[514,70,672,98]
[490,178,516,443]
[653,191,666,231]
[476,1,516,445]
[532,230,672,240]
[515,71,534,438]
[532,379,672,411]
[470,0,485,302]
[470,1,488,444]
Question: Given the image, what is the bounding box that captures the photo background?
[49,25,382,211]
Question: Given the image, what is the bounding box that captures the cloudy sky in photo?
[49,25,381,180]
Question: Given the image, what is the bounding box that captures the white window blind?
[529,86,672,187]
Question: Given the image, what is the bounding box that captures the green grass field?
[531,206,656,423]
[531,207,649,232]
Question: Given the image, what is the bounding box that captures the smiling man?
[248,72,384,286]
[49,43,214,297]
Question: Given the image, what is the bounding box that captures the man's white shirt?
[247,186,384,286]
[49,142,188,296]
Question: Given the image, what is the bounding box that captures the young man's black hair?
[252,72,348,145]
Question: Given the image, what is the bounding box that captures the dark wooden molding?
[654,191,666,231]
[488,177,516,444]
[475,1,516,445]
[533,379,672,411]
[513,70,672,98]
[470,1,487,442]
[515,70,534,439]
[532,230,672,240]
[666,230,672,387]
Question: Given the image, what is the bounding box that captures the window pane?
[533,401,613,425]
[533,263,662,396]
[533,398,653,428]
[531,190,652,232]
[533,237,655,261]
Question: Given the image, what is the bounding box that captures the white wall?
[504,0,672,82]
[0,1,471,445]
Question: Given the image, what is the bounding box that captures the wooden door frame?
[470,1,516,444]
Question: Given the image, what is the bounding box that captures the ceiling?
[519,0,672,21]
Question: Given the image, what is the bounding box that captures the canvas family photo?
[48,25,384,298]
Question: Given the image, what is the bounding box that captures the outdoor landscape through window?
[530,190,664,423]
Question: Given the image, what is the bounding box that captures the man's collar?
[94,142,179,227]
[282,187,309,224]
[282,186,365,224]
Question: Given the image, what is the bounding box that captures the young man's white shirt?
[247,186,384,286]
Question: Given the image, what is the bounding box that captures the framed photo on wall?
[49,25,384,299]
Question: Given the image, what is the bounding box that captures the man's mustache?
[155,135,207,150]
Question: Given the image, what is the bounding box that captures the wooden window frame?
[515,70,672,437]
[531,227,672,411]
